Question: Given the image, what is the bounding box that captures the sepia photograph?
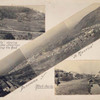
[0,3,100,97]
[55,60,100,95]
[0,5,45,40]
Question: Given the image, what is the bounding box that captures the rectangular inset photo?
[55,60,100,95]
[0,5,45,40]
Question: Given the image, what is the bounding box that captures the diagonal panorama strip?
[20,3,100,75]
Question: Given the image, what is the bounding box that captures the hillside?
[74,7,100,33]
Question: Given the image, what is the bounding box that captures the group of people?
[88,78,94,94]
[55,77,60,86]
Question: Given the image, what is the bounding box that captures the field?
[55,78,100,95]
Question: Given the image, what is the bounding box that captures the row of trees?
[55,69,89,82]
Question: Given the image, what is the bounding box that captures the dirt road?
[91,84,100,94]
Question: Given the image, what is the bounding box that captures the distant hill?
[74,7,100,33]
[61,6,100,46]
[48,6,100,51]
[0,6,45,20]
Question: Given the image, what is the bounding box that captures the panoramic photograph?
[55,60,100,95]
[0,5,45,40]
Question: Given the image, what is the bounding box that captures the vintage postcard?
[0,0,100,100]
[0,2,100,97]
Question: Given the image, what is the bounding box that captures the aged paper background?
[0,0,100,100]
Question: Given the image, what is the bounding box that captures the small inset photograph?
[55,60,100,95]
[0,5,45,40]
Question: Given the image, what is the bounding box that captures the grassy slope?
[0,6,45,32]
[55,79,89,95]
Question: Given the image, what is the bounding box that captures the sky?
[26,5,45,13]
[55,60,100,74]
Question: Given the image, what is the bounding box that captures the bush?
[0,8,17,19]
[4,33,15,39]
